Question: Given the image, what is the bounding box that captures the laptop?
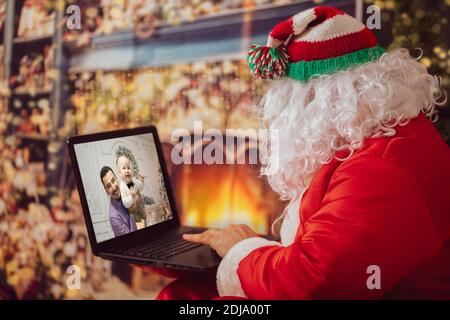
[67,126,221,271]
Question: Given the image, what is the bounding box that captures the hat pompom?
[247,44,289,80]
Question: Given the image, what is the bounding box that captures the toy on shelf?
[99,0,130,34]
[129,0,160,38]
[9,46,53,94]
[11,97,51,138]
[17,0,55,38]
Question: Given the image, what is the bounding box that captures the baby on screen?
[116,155,147,224]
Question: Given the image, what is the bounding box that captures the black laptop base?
[100,226,221,271]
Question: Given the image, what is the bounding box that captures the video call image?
[74,133,173,243]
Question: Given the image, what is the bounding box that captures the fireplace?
[161,135,285,235]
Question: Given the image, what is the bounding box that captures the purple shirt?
[109,197,137,237]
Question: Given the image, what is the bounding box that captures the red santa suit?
[215,113,450,299]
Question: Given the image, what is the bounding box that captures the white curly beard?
[258,48,445,210]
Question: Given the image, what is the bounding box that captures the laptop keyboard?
[125,232,203,260]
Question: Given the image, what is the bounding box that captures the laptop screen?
[73,132,174,243]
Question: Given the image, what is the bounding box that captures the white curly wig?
[258,49,446,229]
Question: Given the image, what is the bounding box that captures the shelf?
[11,87,51,97]
[13,34,52,45]
[16,132,49,142]
[66,0,356,72]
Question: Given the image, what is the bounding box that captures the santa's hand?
[139,174,144,183]
[183,224,259,258]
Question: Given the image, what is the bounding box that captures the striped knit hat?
[248,6,385,82]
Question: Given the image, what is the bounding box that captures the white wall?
[74,133,163,242]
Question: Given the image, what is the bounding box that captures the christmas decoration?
[247,44,289,79]
[69,60,265,138]
[9,46,53,94]
[17,0,55,38]
[0,132,113,299]
[142,194,155,206]
[63,0,306,40]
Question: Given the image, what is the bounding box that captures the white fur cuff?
[216,237,281,298]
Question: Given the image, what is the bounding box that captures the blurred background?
[0,0,449,299]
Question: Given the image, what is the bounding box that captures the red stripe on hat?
[309,6,345,27]
[313,6,345,19]
[269,17,294,41]
[288,27,378,62]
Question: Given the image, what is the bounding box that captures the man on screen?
[100,166,138,237]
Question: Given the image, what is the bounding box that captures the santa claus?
[140,5,450,299]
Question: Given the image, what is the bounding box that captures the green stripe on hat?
[286,46,385,82]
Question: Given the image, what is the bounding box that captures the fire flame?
[180,164,268,234]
